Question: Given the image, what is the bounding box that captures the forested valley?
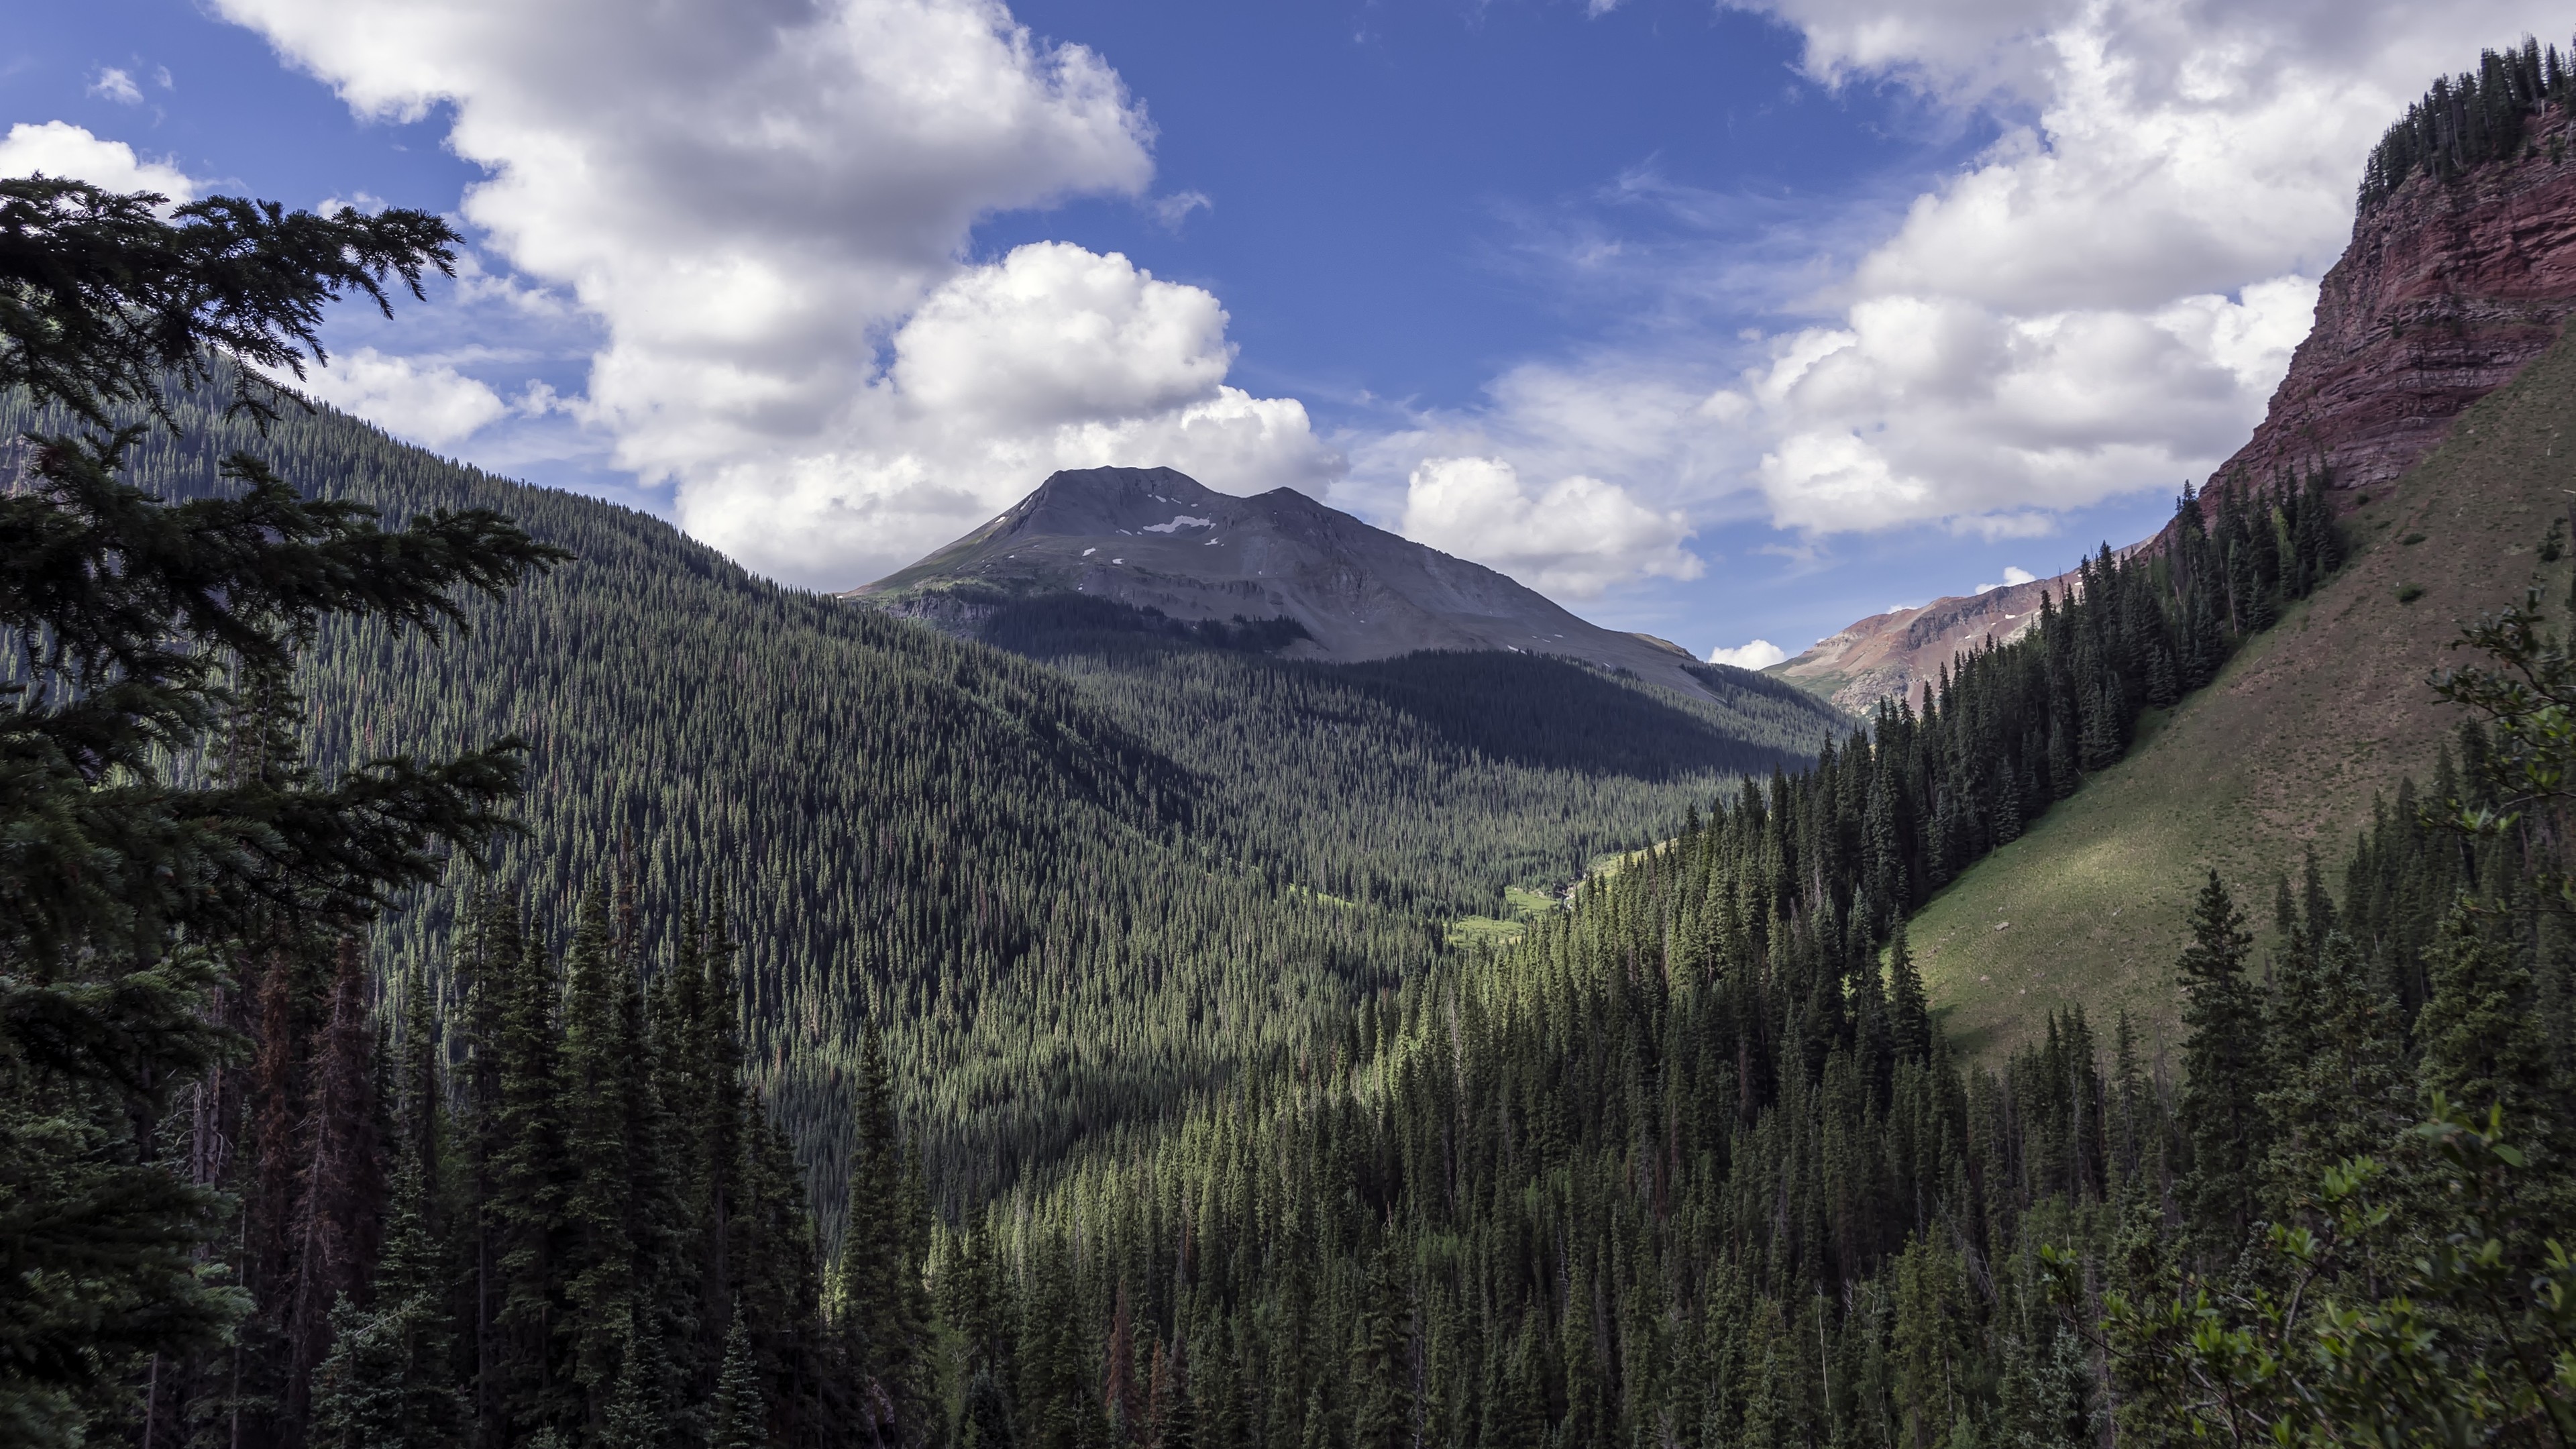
[16,39,2576,1449]
[0,370,1844,1211]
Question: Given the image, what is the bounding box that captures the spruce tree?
[1018,1251,1091,1449]
[963,1367,1020,1449]
[1886,930,1932,1065]
[1478,1324,1546,1449]
[2259,930,2409,1222]
[2416,900,2572,1169]
[306,1150,466,1449]
[1350,1240,1413,1449]
[2174,871,2272,1260]
[494,933,572,1437]
[831,1024,935,1445]
[560,885,639,1422]
[712,1307,767,1449]
[0,175,559,1443]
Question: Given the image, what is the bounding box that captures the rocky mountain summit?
[1776,107,2576,713]
[847,466,1730,700]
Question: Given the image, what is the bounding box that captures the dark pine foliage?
[0,178,561,1446]
[17,378,1849,1213]
[2359,34,2576,210]
[967,590,1848,902]
[973,592,1316,655]
[42,60,2576,1438]
[965,645,2576,1449]
[920,469,2369,1449]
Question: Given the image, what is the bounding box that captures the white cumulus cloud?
[1707,639,1789,669]
[1360,0,2571,582]
[683,242,1336,584]
[213,0,1334,588]
[1342,360,1743,598]
[1399,455,1700,599]
[294,347,511,447]
[0,121,197,199]
[1709,0,2568,537]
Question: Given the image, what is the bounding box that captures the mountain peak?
[847,466,1730,699]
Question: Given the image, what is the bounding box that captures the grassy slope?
[1913,326,2576,1063]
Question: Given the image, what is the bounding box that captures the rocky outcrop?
[2216,109,2576,493]
[1770,574,2064,715]
[1776,107,2576,713]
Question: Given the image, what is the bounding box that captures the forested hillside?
[965,641,2576,1449]
[28,38,2576,1449]
[1,380,1835,1207]
[965,592,1837,903]
[0,385,1401,1205]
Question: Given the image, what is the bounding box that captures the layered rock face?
[1775,111,2576,713]
[2218,109,2576,492]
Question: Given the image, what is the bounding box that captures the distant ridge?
[846,466,1743,703]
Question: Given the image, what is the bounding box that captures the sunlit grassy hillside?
[1912,327,2576,1061]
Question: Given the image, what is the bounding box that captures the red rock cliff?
[2214,109,2576,493]
[1772,112,2576,713]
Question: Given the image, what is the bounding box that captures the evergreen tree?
[1349,1240,1412,1449]
[2259,929,2409,1222]
[597,1310,659,1449]
[560,885,639,1424]
[1477,1327,1545,1449]
[494,932,572,1437]
[307,1151,466,1449]
[2174,871,2271,1259]
[0,174,557,1444]
[2416,900,2572,1167]
[713,1308,767,1449]
[963,1368,1020,1449]
[1887,930,1932,1065]
[831,1024,936,1445]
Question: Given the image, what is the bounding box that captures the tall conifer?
[2174,871,2271,1260]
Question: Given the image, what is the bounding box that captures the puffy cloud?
[1340,359,1750,597]
[1366,0,2569,572]
[0,121,197,199]
[214,0,1332,587]
[1707,0,2567,537]
[1737,278,2316,533]
[1976,565,2037,594]
[1729,0,2060,91]
[294,347,511,447]
[1707,639,1789,669]
[681,244,1338,583]
[890,241,1232,431]
[89,68,144,105]
[1398,455,1700,599]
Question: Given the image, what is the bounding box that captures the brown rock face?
[1768,577,2062,716]
[1775,112,2576,713]
[2216,110,2576,494]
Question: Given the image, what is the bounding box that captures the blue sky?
[6,0,2560,660]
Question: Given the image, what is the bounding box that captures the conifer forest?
[15,36,2576,1449]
